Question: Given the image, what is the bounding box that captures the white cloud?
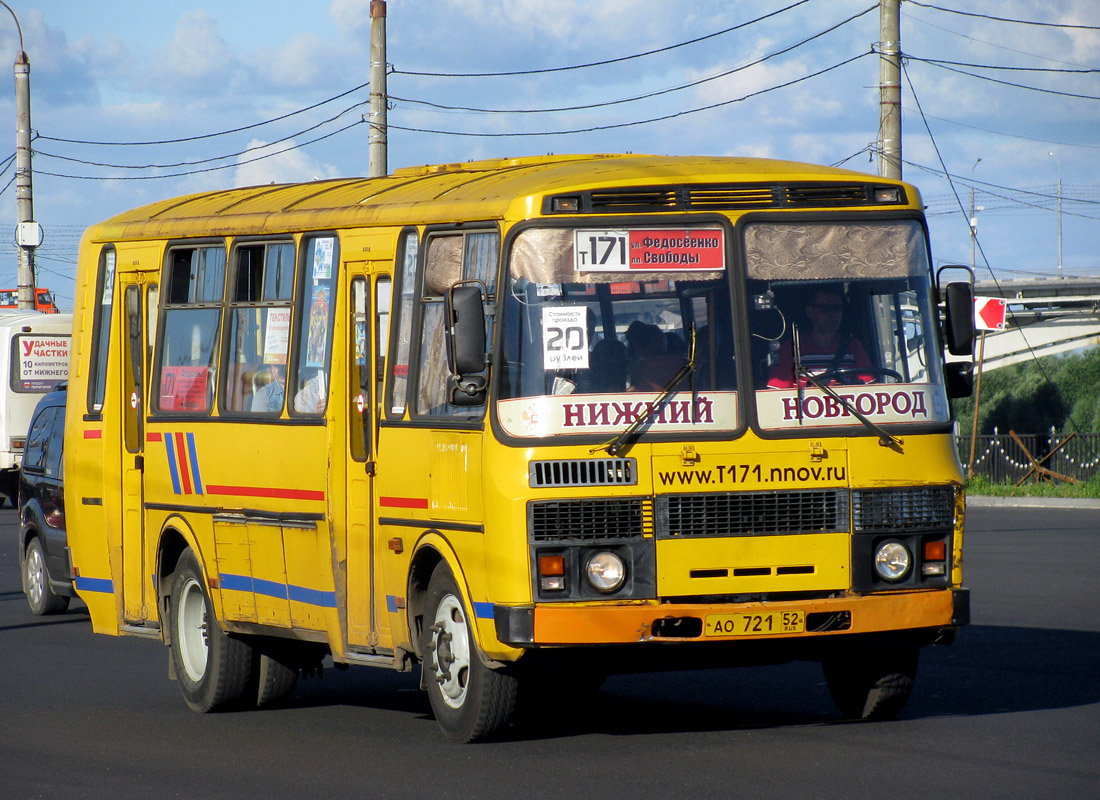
[233,139,343,186]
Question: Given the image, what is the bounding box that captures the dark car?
[18,383,73,615]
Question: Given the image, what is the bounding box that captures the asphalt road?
[2,505,1098,800]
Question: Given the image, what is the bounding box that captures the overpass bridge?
[967,276,1100,371]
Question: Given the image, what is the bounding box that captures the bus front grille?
[852,486,956,531]
[656,490,849,538]
[529,498,652,542]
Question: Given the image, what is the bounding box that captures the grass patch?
[966,474,1100,499]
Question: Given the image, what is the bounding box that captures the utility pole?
[877,0,902,180]
[368,0,388,178]
[3,2,39,310]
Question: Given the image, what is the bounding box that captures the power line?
[911,56,1098,75]
[899,108,1100,150]
[33,98,370,171]
[389,4,874,117]
[38,81,371,147]
[902,10,1098,70]
[909,56,1100,100]
[390,52,869,138]
[34,119,364,181]
[905,1,1100,31]
[392,0,824,78]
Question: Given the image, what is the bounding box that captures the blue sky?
[1,0,1097,310]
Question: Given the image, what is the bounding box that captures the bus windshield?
[746,219,950,431]
[497,225,738,439]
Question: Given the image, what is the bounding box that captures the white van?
[0,310,72,505]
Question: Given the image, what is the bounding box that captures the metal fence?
[955,430,1100,484]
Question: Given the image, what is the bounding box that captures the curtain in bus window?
[292,236,338,416]
[744,221,926,281]
[414,230,498,419]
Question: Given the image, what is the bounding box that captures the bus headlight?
[873,540,911,582]
[585,551,626,593]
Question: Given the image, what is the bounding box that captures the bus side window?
[88,247,116,413]
[291,235,339,417]
[224,242,295,414]
[414,230,497,419]
[387,229,418,419]
[155,245,225,414]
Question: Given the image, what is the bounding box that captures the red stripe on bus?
[83,430,102,439]
[379,496,429,509]
[146,432,162,442]
[174,432,193,494]
[205,485,325,502]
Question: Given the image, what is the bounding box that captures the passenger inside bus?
[626,320,686,392]
[767,286,873,388]
[250,364,286,412]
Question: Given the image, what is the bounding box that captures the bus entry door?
[120,274,158,623]
[346,268,390,648]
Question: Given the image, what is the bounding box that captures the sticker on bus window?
[263,308,291,364]
[312,238,334,280]
[574,229,725,272]
[542,306,589,371]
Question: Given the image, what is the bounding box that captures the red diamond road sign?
[974,296,1007,331]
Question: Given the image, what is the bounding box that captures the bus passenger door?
[346,269,391,648]
[120,274,158,623]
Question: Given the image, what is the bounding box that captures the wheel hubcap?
[26,546,45,607]
[177,577,210,683]
[430,594,471,709]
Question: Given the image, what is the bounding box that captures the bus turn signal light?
[922,540,947,576]
[539,554,565,591]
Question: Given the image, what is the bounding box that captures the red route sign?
[974,296,1006,331]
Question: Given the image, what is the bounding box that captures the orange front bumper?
[532,588,965,645]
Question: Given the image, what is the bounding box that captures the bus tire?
[822,644,918,721]
[422,564,518,742]
[24,537,69,616]
[169,549,254,712]
[253,648,299,708]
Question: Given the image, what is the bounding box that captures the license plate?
[704,610,805,637]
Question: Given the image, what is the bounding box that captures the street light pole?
[2,1,38,310]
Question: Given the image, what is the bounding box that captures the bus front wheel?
[169,549,254,712]
[422,564,518,742]
[821,644,919,721]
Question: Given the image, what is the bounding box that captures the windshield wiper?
[794,365,903,452]
[593,325,697,457]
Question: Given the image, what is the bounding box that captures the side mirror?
[445,281,488,406]
[944,281,975,356]
[944,361,973,398]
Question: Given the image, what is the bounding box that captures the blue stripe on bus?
[164,436,182,494]
[386,594,400,612]
[75,576,114,593]
[186,432,204,494]
[220,573,335,608]
[473,601,495,619]
[288,584,337,608]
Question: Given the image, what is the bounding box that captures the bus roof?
[82,154,915,243]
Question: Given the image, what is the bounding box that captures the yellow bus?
[66,154,975,741]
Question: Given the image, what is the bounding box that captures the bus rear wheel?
[822,644,918,721]
[169,549,254,712]
[422,564,518,742]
